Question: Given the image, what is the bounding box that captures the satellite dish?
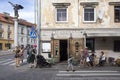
[98,9,103,19]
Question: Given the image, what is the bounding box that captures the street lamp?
[8,1,24,47]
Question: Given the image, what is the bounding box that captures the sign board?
[42,42,51,52]
[30,30,37,38]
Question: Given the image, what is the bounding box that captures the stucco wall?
[41,0,120,28]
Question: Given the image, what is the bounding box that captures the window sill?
[83,21,96,24]
[55,21,68,24]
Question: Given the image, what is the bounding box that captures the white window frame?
[55,8,68,23]
[83,7,96,23]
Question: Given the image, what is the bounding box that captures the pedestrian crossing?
[0,58,27,66]
[56,70,120,77]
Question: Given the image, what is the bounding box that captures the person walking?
[66,56,75,72]
[19,45,24,63]
[33,45,37,67]
[82,47,89,67]
[14,46,20,67]
[27,46,36,68]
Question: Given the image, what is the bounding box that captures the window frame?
[114,6,120,22]
[0,23,2,29]
[83,7,96,23]
[55,8,68,23]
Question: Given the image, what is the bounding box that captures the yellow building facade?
[0,13,14,50]
[0,12,36,50]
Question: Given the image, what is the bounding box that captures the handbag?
[86,57,90,62]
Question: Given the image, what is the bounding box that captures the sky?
[0,0,35,23]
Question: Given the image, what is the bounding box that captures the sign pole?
[36,0,41,55]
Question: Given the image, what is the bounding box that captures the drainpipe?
[78,0,80,28]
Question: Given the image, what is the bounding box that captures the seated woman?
[98,51,106,66]
[89,53,96,66]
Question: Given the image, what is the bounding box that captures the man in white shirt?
[99,51,106,66]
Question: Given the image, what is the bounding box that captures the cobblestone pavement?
[52,62,120,71]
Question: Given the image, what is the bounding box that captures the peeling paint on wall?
[41,0,120,28]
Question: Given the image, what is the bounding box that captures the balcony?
[0,28,4,32]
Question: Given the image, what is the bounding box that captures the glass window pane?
[84,13,89,21]
[115,6,120,22]
[84,8,94,21]
[57,13,61,21]
[62,13,66,21]
[90,13,94,21]
[57,8,67,21]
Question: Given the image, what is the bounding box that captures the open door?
[60,40,68,62]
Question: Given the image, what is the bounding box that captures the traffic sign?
[30,31,37,38]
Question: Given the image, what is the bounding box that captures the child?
[66,56,75,72]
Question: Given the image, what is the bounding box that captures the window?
[27,38,30,43]
[21,27,24,34]
[8,33,10,39]
[114,40,120,52]
[84,7,95,22]
[21,37,23,42]
[114,6,120,22]
[27,29,30,35]
[0,32,2,38]
[56,8,67,22]
[86,38,95,52]
[0,23,2,29]
[8,25,10,30]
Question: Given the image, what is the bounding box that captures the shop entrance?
[0,43,2,50]
[60,40,68,62]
